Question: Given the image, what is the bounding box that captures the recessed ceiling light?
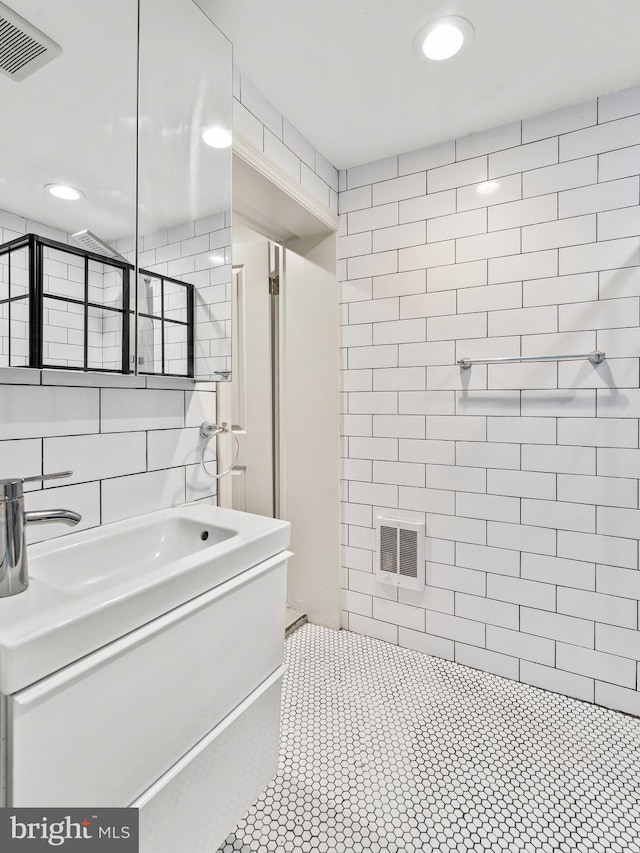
[202,125,232,149]
[415,16,474,62]
[476,181,500,195]
[45,183,84,201]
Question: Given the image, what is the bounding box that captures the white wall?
[338,85,640,717]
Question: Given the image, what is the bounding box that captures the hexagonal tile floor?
[218,624,640,852]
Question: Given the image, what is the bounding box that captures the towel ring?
[199,421,240,479]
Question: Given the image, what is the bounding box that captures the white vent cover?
[0,2,61,82]
[376,517,425,590]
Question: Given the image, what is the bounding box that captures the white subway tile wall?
[339,85,640,717]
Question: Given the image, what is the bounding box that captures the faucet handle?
[23,471,73,484]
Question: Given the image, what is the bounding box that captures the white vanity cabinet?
[2,542,290,853]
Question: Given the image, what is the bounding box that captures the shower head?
[71,230,127,263]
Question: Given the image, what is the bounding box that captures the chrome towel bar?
[457,351,605,370]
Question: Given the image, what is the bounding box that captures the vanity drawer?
[135,667,283,853]
[9,553,287,807]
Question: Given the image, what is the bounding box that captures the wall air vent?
[376,517,425,590]
[0,2,61,82]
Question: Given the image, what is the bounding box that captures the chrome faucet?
[0,471,82,597]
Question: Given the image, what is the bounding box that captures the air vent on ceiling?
[376,517,425,590]
[71,230,127,263]
[0,1,61,82]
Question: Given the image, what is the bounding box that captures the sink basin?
[0,502,290,694]
[30,516,236,596]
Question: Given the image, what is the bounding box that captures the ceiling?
[200,0,640,170]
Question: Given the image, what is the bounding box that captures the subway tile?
[315,152,339,192]
[348,391,398,415]
[349,436,398,461]
[101,388,183,433]
[341,277,373,303]
[458,282,522,314]
[522,498,595,533]
[338,231,372,259]
[373,172,426,205]
[425,537,456,566]
[457,122,521,160]
[342,545,373,573]
[455,593,519,629]
[348,481,398,509]
[349,297,399,324]
[558,418,638,449]
[348,613,398,644]
[556,643,635,688]
[487,521,556,556]
[558,532,637,572]
[0,385,99,440]
[558,473,637,508]
[560,115,640,161]
[598,206,640,242]
[400,440,455,465]
[424,610,485,646]
[239,75,282,138]
[184,390,216,429]
[427,364,487,392]
[341,589,373,617]
[282,119,315,168]
[559,236,640,275]
[399,190,456,224]
[456,542,520,577]
[348,203,399,234]
[45,432,147,484]
[559,176,639,217]
[399,341,455,367]
[399,486,454,514]
[597,447,640,478]
[398,628,454,660]
[264,129,301,180]
[456,644,519,680]
[488,361,557,390]
[456,441,519,470]
[373,222,426,253]
[373,415,425,439]
[522,442,595,474]
[428,259,488,292]
[523,272,599,307]
[428,157,487,193]
[559,296,639,331]
[488,249,558,284]
[341,414,373,437]
[489,137,558,179]
[427,312,487,341]
[425,463,486,493]
[101,468,185,525]
[487,574,556,610]
[488,468,556,500]
[456,491,520,524]
[348,250,398,280]
[373,319,426,346]
[374,460,425,487]
[399,390,454,415]
[487,416,557,445]
[562,358,639,391]
[520,390,596,419]
[373,367,425,391]
[426,416,486,442]
[596,623,640,661]
[399,241,455,272]
[373,597,424,631]
[522,99,597,142]
[342,325,373,349]
[597,326,640,359]
[597,505,640,539]
[373,270,427,299]
[488,193,557,231]
[399,141,456,175]
[0,438,41,480]
[342,458,372,482]
[596,563,640,600]
[427,562,485,596]
[426,512,486,545]
[520,661,594,703]
[456,336,521,362]
[348,345,398,370]
[347,156,398,190]
[456,228,520,263]
[523,157,598,197]
[457,174,522,212]
[522,215,596,252]
[487,626,555,666]
[599,85,640,122]
[401,290,456,319]
[521,552,595,591]
[488,305,557,337]
[339,185,372,214]
[595,682,640,717]
[427,208,487,243]
[520,330,596,357]
[456,390,520,417]
[520,607,594,648]
[599,144,640,181]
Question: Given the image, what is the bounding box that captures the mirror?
[0,0,232,381]
[137,0,232,381]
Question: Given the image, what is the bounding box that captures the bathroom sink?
[0,503,290,694]
[29,515,236,596]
